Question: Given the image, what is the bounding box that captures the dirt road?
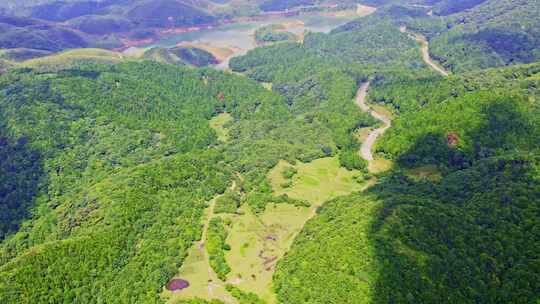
[355,82,391,162]
[400,26,449,76]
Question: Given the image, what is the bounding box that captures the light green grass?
[210,113,233,143]
[164,157,369,303]
[162,199,237,304]
[220,157,368,302]
[162,241,236,304]
[269,157,367,205]
[261,82,273,91]
[369,158,394,174]
[356,127,372,143]
[21,48,126,69]
[223,203,311,303]
[369,103,394,120]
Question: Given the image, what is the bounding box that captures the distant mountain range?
[0,0,361,59]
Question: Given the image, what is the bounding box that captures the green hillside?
[229,3,540,303]
[267,37,540,304]
[0,0,539,303]
[404,0,540,72]
[0,59,374,302]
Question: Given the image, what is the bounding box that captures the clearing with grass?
[1,1,539,303]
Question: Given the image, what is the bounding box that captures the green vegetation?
[226,285,265,304]
[0,59,12,74]
[399,0,540,72]
[20,48,125,70]
[209,112,232,142]
[255,24,296,45]
[207,218,231,281]
[223,203,312,303]
[143,47,219,67]
[174,299,225,304]
[271,59,540,304]
[0,48,51,62]
[273,193,379,303]
[169,47,219,67]
[1,0,539,303]
[275,153,540,303]
[0,62,235,303]
[164,242,225,303]
[142,47,187,66]
[372,62,540,167]
[269,158,368,205]
[0,59,365,302]
[339,148,368,171]
[280,165,297,179]
[225,3,539,303]
[214,191,241,214]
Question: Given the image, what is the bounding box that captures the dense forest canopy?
[230,2,540,303]
[0,0,539,303]
[0,58,374,302]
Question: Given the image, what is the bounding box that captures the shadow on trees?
[463,28,539,64]
[0,128,43,240]
[367,100,540,303]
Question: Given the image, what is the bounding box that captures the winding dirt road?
[355,82,391,162]
[355,25,450,163]
[400,26,449,77]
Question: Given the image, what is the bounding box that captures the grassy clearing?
[163,199,237,304]
[369,158,394,174]
[162,240,235,304]
[406,165,442,181]
[224,203,311,303]
[23,48,123,64]
[269,157,367,205]
[21,48,126,70]
[210,113,233,143]
[164,157,369,303]
[221,157,369,302]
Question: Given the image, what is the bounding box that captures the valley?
[0,1,538,304]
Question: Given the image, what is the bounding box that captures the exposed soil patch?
[447,132,459,147]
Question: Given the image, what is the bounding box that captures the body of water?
[139,14,360,69]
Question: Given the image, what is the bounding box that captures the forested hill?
[0,59,375,302]
[397,0,540,72]
[227,2,540,303]
[0,0,539,303]
[273,60,540,303]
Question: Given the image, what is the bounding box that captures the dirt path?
[355,26,449,165]
[193,181,238,303]
[355,82,391,162]
[195,197,226,300]
[400,26,449,76]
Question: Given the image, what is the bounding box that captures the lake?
[137,13,365,69]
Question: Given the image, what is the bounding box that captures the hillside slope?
[0,57,375,302]
[406,0,540,72]
[274,60,540,304]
